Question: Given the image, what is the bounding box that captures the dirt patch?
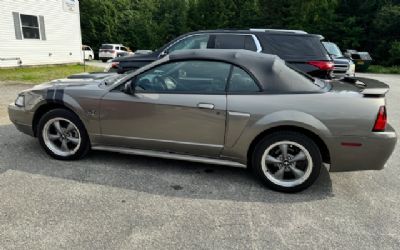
[0,83,34,125]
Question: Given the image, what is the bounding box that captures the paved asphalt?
[0,73,399,249]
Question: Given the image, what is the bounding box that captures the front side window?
[167,35,210,53]
[228,66,260,92]
[20,14,40,39]
[134,60,231,93]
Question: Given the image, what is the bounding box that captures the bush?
[389,41,400,66]
[366,65,400,74]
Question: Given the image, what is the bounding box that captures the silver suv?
[99,44,131,62]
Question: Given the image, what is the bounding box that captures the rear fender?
[222,110,332,162]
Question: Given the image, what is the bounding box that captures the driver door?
[99,60,231,157]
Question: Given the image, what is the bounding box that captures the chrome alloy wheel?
[42,118,81,157]
[261,141,313,187]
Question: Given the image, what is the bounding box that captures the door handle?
[197,103,215,110]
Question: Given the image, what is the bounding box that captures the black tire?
[251,131,322,193]
[101,59,107,62]
[88,55,93,61]
[37,109,90,160]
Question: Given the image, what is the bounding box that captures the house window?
[20,14,40,39]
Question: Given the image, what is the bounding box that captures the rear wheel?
[252,131,322,192]
[37,109,90,160]
[101,59,107,62]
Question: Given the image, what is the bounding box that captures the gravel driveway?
[0,74,399,249]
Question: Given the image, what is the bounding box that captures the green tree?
[154,0,188,44]
[79,0,400,65]
[373,4,400,64]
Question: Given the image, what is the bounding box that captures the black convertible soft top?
[168,49,324,94]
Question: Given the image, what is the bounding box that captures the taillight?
[111,62,119,68]
[373,106,387,132]
[307,61,334,70]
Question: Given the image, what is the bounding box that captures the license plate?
[357,61,364,65]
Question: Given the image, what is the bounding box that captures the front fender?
[29,88,100,136]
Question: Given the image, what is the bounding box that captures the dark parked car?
[345,49,373,72]
[110,29,334,78]
[322,42,355,78]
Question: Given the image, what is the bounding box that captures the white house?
[0,0,83,67]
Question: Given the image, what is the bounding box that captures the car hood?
[28,78,106,93]
[67,72,117,80]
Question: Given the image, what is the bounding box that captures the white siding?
[0,0,83,67]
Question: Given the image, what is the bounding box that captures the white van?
[82,45,94,61]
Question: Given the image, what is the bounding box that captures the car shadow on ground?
[0,124,333,203]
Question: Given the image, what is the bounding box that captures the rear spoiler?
[341,76,389,96]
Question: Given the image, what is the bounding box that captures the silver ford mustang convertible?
[8,50,397,192]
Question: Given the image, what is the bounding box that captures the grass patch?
[366,65,400,74]
[0,64,104,84]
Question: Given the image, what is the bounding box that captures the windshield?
[323,42,343,57]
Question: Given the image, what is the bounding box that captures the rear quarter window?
[273,59,325,92]
[260,34,329,61]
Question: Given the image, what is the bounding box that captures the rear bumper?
[329,124,397,172]
[99,52,116,60]
[8,103,34,136]
[99,57,114,61]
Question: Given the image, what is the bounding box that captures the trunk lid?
[329,77,389,96]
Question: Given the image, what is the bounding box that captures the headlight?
[15,95,25,107]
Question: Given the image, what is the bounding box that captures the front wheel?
[252,131,322,193]
[37,109,90,160]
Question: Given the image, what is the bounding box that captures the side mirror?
[124,78,136,95]
[160,50,168,58]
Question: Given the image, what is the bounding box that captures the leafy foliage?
[80,0,400,65]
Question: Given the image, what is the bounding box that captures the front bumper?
[8,103,34,136]
[328,124,397,172]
